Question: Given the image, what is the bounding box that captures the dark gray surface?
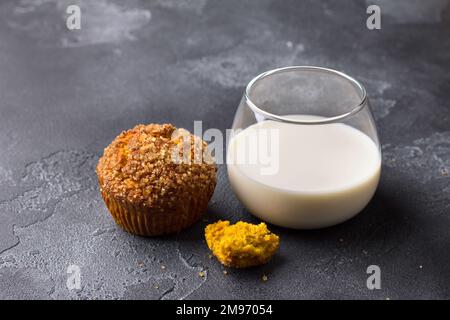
[0,0,449,300]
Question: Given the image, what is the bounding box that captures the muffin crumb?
[205,220,279,268]
[262,274,268,282]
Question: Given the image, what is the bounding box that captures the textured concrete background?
[0,0,449,300]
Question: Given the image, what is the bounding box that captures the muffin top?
[97,123,216,207]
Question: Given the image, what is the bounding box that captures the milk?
[227,115,381,229]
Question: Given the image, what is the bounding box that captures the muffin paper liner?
[100,189,207,236]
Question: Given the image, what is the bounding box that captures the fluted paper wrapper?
[100,190,208,236]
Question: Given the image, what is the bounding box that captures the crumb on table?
[204,220,280,268]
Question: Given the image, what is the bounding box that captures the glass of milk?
[227,66,381,229]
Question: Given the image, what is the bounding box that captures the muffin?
[205,220,280,268]
[97,123,216,236]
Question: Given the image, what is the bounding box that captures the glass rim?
[244,66,368,125]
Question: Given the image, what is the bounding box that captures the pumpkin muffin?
[97,123,216,236]
[205,220,279,268]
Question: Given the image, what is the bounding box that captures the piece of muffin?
[97,123,216,236]
[205,220,279,268]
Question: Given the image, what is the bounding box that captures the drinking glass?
[227,66,381,229]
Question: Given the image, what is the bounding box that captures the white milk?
[227,115,381,229]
